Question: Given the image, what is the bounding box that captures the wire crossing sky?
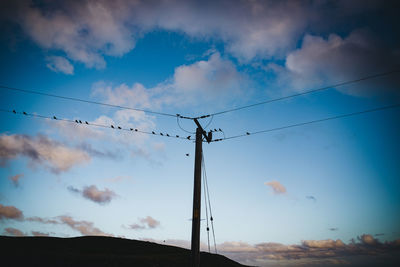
[0,1,399,267]
[208,70,400,117]
[1,69,398,119]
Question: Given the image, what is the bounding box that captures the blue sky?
[0,1,399,266]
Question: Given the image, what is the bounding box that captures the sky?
[0,0,399,266]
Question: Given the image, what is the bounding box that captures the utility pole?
[191,119,212,267]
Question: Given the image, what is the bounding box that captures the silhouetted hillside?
[0,236,253,267]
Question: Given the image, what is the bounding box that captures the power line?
[177,116,196,134]
[202,154,217,254]
[212,103,400,142]
[208,70,399,117]
[0,108,190,141]
[202,155,211,253]
[0,85,178,118]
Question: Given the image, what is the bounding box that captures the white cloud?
[0,134,90,173]
[18,0,137,69]
[46,56,74,74]
[13,0,387,71]
[267,29,400,97]
[12,0,309,68]
[92,82,152,108]
[92,52,247,109]
[265,181,286,194]
[170,52,246,103]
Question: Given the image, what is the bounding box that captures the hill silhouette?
[0,236,253,267]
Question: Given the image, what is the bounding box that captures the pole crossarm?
[193,118,212,143]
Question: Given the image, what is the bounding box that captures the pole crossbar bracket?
[193,118,212,143]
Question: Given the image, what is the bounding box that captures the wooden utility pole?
[191,119,212,267]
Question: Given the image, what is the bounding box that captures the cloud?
[5,0,396,77]
[267,29,400,97]
[0,134,90,173]
[17,0,136,69]
[27,214,111,236]
[46,56,74,74]
[170,53,246,102]
[306,196,317,202]
[265,181,286,194]
[92,82,152,109]
[58,215,111,236]
[9,174,23,187]
[26,216,59,224]
[92,52,247,109]
[10,0,308,69]
[78,143,119,160]
[68,185,117,205]
[2,203,111,237]
[31,231,49,237]
[56,106,155,145]
[0,204,23,220]
[3,227,25,237]
[217,236,400,266]
[128,216,160,230]
[141,235,400,266]
[359,234,379,246]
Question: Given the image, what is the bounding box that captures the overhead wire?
[0,85,178,118]
[0,108,189,141]
[202,154,217,254]
[202,155,211,253]
[212,103,400,142]
[177,115,196,134]
[203,115,214,130]
[208,70,399,117]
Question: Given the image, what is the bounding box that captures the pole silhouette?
[191,127,203,267]
[191,119,211,267]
